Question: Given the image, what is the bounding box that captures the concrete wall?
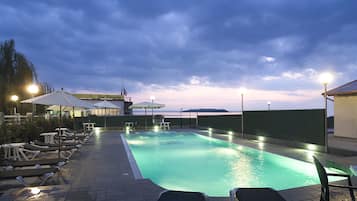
[335,95,357,138]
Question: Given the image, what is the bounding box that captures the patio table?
[0,143,26,161]
[40,132,58,144]
[160,122,170,130]
[83,123,95,131]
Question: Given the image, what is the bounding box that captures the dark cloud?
[1,0,356,93]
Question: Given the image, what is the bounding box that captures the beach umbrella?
[129,101,165,111]
[129,101,165,128]
[93,100,119,128]
[21,89,94,158]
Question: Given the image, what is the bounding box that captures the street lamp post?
[319,72,333,153]
[267,101,271,111]
[239,87,247,138]
[180,108,183,128]
[150,95,155,125]
[10,95,19,114]
[27,84,39,116]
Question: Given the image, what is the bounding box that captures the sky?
[1,0,357,111]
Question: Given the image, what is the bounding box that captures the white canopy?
[21,90,94,108]
[47,105,87,111]
[21,89,93,159]
[94,100,119,109]
[129,101,165,109]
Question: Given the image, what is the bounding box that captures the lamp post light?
[27,84,39,115]
[319,72,333,153]
[267,101,271,111]
[239,87,247,138]
[150,95,155,124]
[10,95,19,114]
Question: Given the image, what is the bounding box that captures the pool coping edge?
[120,134,143,179]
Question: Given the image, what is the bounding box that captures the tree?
[0,39,51,114]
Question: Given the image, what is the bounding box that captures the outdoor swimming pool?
[124,131,343,196]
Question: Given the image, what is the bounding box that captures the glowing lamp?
[238,87,247,95]
[154,125,159,132]
[10,95,19,102]
[307,144,317,151]
[27,84,39,95]
[319,72,333,85]
[31,187,41,195]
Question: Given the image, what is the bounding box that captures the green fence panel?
[244,109,325,145]
[165,118,196,128]
[75,115,153,128]
[198,115,242,133]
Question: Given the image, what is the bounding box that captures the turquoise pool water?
[125,131,342,196]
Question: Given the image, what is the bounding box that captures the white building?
[327,80,357,138]
[47,93,133,117]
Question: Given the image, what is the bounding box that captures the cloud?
[0,0,357,111]
[263,68,318,81]
[261,56,276,63]
[262,76,280,81]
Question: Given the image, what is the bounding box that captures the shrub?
[0,117,75,144]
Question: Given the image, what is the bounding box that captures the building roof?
[73,93,124,101]
[326,80,357,96]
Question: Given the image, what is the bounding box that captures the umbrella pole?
[73,106,75,130]
[58,105,62,159]
[73,106,76,139]
[104,107,107,128]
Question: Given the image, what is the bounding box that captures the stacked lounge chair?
[0,158,67,169]
[0,160,66,187]
[0,127,94,188]
[22,144,77,159]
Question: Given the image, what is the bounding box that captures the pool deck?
[1,129,357,201]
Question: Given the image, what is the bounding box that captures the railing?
[3,114,28,125]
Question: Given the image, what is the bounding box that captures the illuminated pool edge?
[123,131,345,196]
[121,134,143,179]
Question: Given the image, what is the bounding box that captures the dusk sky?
[1,0,357,111]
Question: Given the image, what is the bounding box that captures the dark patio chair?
[157,190,207,201]
[230,188,286,201]
[313,156,357,201]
